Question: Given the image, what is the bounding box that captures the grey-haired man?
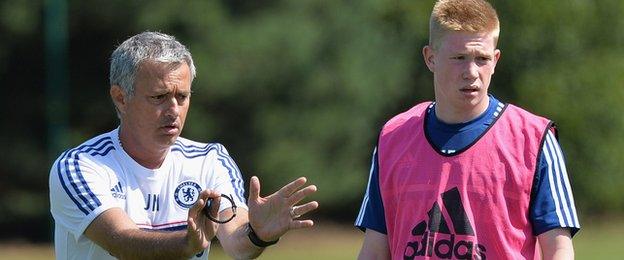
[50,31,318,259]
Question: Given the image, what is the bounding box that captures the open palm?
[247,176,319,242]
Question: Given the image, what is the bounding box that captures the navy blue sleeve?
[354,147,387,234]
[530,131,580,237]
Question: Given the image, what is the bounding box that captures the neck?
[118,126,168,169]
[434,96,490,124]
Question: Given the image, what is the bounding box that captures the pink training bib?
[378,102,551,260]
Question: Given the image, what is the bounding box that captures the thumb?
[249,176,261,202]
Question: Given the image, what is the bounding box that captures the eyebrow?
[150,89,171,95]
[455,49,492,57]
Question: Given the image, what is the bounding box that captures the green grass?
[573,218,622,259]
[210,223,362,259]
[0,220,621,259]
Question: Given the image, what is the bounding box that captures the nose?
[164,97,180,119]
[463,61,479,80]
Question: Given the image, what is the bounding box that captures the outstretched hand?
[185,189,221,256]
[247,176,319,242]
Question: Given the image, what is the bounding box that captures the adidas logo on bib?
[404,187,486,260]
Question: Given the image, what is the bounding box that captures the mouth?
[160,122,180,135]
[460,85,480,94]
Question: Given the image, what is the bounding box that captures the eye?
[151,94,167,100]
[452,56,465,60]
[175,91,191,103]
[177,92,190,100]
[477,56,492,62]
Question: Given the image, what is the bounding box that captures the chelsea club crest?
[174,181,202,208]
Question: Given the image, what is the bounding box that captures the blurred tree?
[496,0,624,215]
[1,0,623,241]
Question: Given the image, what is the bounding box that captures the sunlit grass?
[210,222,362,259]
[573,217,622,259]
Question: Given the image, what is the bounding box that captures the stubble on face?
[117,61,192,168]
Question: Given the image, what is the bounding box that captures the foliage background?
[0,0,622,242]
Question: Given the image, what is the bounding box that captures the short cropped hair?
[429,0,500,50]
[109,31,196,96]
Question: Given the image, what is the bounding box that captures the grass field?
[0,219,621,259]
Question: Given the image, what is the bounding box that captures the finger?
[208,196,221,220]
[249,176,261,201]
[189,196,206,217]
[200,189,221,199]
[188,216,197,232]
[187,215,201,239]
[292,201,319,216]
[287,185,317,205]
[278,177,307,197]
[195,190,220,218]
[289,219,314,229]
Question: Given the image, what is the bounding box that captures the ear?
[423,45,435,73]
[110,85,127,115]
[491,49,501,72]
[494,49,501,63]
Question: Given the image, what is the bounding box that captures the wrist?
[247,223,279,247]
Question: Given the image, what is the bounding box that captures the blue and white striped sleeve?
[49,140,117,241]
[530,131,580,237]
[355,147,387,234]
[211,144,248,212]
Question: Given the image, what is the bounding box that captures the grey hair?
[109,31,196,96]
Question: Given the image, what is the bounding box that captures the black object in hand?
[202,194,237,224]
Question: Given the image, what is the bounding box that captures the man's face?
[423,31,500,117]
[116,61,192,151]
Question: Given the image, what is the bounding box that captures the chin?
[157,135,178,147]
[167,135,179,144]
